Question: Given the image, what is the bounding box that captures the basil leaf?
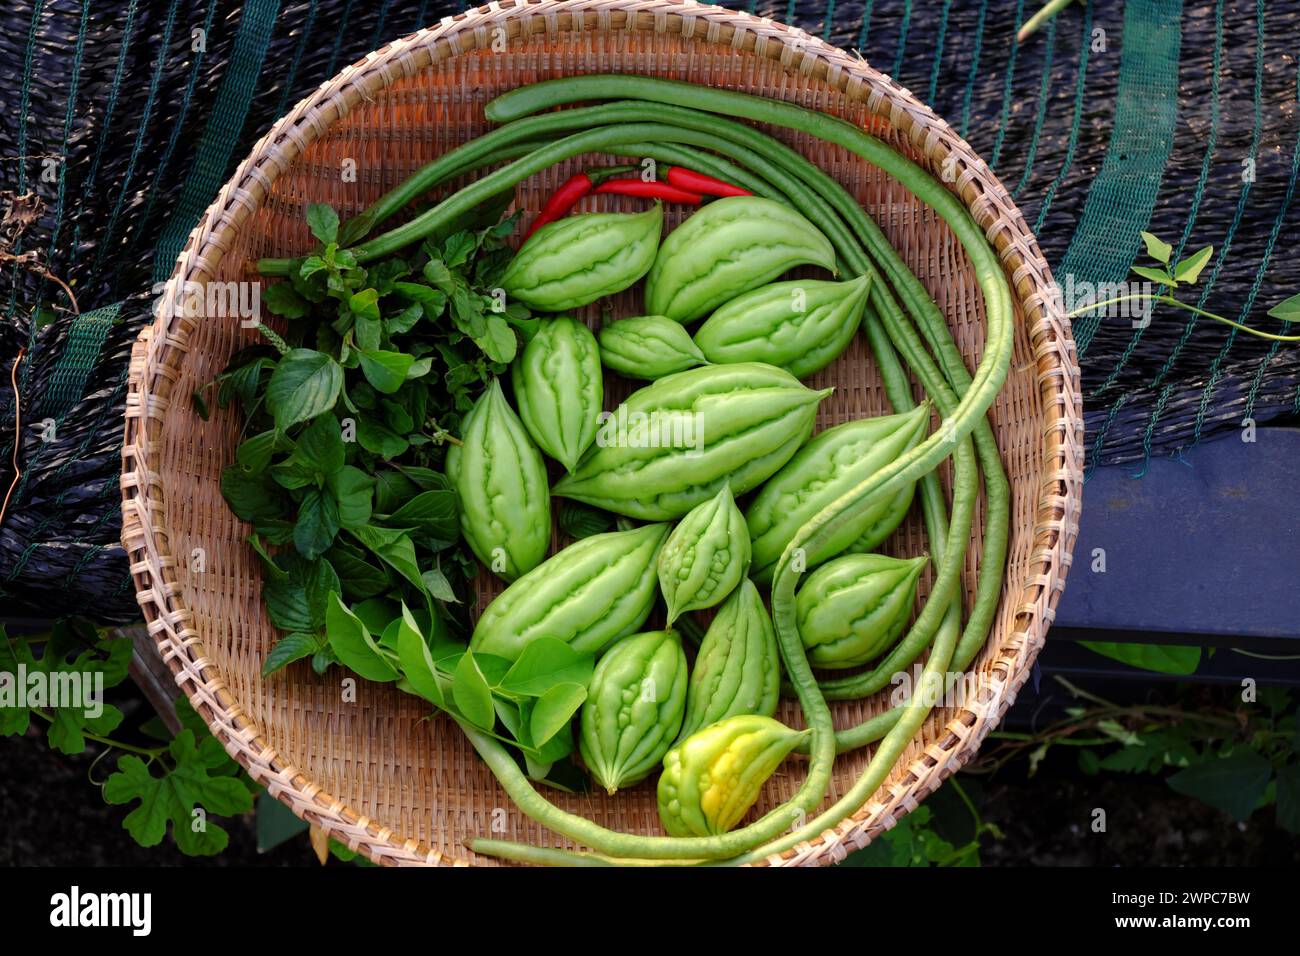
[373,470,419,513]
[235,429,286,475]
[262,632,323,677]
[358,349,414,394]
[220,467,284,522]
[327,465,375,529]
[325,592,398,682]
[396,605,446,707]
[263,554,340,632]
[384,489,458,540]
[451,652,495,730]
[529,683,586,747]
[294,414,345,476]
[325,542,390,601]
[348,525,423,589]
[267,349,343,430]
[294,488,340,560]
[420,567,459,604]
[355,413,408,459]
[498,638,595,697]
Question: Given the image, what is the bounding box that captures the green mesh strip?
[323,0,357,81]
[1140,0,1258,402]
[1034,0,1094,233]
[68,0,141,277]
[926,0,953,105]
[890,0,913,79]
[1061,0,1184,356]
[822,0,837,40]
[856,0,876,54]
[1241,59,1300,421]
[1193,1,1289,445]
[1085,0,1222,459]
[132,0,219,261]
[40,304,120,421]
[90,0,184,281]
[958,0,990,139]
[152,0,282,284]
[1011,18,1057,199]
[273,0,319,121]
[989,0,1026,171]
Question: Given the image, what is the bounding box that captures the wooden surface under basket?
[120,0,1083,866]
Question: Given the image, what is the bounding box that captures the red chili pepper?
[593,179,704,204]
[524,166,641,239]
[664,165,752,198]
[524,172,592,239]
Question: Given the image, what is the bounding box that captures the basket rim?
[120,0,1083,867]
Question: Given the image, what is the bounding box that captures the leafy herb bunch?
[199,200,598,785]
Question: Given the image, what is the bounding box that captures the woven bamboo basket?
[120,0,1083,866]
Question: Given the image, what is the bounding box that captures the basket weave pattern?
[120,0,1082,866]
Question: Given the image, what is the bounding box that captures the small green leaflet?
[452,652,495,730]
[294,488,341,560]
[497,637,595,697]
[325,592,399,681]
[358,349,414,394]
[1080,641,1201,676]
[396,605,446,707]
[1140,230,1173,265]
[262,632,324,676]
[1131,265,1175,287]
[306,203,339,245]
[347,525,424,590]
[262,283,309,319]
[328,466,375,529]
[1173,244,1213,285]
[1267,291,1300,323]
[529,683,586,747]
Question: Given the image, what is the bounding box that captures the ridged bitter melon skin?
[553,362,832,521]
[644,196,837,323]
[469,523,670,661]
[513,315,603,473]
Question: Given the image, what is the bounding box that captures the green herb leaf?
[263,283,310,319]
[220,467,284,522]
[358,349,415,394]
[1131,265,1176,287]
[475,315,518,364]
[327,465,375,529]
[347,525,424,589]
[294,488,341,560]
[236,429,287,475]
[1275,764,1300,834]
[262,632,324,676]
[267,349,343,430]
[384,489,458,541]
[263,554,340,633]
[420,567,459,603]
[325,592,399,681]
[1267,291,1300,323]
[1173,244,1213,284]
[396,604,446,707]
[558,500,613,539]
[498,637,595,697]
[452,652,496,730]
[306,204,339,245]
[1080,642,1200,676]
[1140,230,1173,265]
[106,729,255,855]
[529,682,586,747]
[294,414,346,476]
[1166,751,1273,822]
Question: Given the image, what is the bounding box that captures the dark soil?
[4,721,1297,867]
